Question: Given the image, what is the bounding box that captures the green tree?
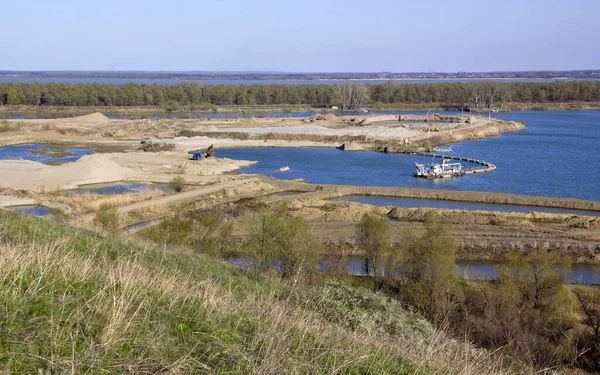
[245,206,318,281]
[5,86,20,105]
[465,250,575,367]
[396,213,459,321]
[356,213,390,284]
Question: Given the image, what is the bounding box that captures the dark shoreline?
[1,102,600,118]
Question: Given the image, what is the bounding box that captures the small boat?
[415,159,464,178]
[433,146,452,153]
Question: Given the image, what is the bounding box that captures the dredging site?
[1,111,599,272]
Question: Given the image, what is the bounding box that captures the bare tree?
[470,82,502,113]
[337,83,369,110]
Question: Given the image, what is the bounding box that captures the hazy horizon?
[1,69,599,74]
[2,0,599,72]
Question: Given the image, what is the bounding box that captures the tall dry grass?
[47,189,167,213]
[0,211,526,374]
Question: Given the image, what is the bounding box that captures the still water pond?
[0,144,95,164]
[10,205,53,216]
[218,111,600,201]
[331,196,600,217]
[64,183,172,195]
[226,257,600,285]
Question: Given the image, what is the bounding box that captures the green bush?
[93,204,120,232]
[169,176,186,192]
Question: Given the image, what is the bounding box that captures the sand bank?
[0,151,256,192]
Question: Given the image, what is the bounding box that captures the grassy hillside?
[0,211,514,374]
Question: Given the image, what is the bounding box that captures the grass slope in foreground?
[0,211,516,374]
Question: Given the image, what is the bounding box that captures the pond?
[0,144,95,164]
[10,205,54,217]
[331,196,600,217]
[64,183,172,195]
[226,256,600,285]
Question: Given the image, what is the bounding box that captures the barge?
[415,159,465,178]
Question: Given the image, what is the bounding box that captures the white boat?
[415,159,464,178]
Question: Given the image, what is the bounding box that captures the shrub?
[93,204,120,232]
[138,142,176,152]
[137,212,234,258]
[169,176,186,192]
[244,205,319,280]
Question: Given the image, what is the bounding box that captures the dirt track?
[117,178,255,214]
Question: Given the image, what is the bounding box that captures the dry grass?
[0,120,56,132]
[0,211,526,374]
[46,189,167,213]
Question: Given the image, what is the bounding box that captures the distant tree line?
[0,81,599,108]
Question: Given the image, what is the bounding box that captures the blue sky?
[1,0,598,72]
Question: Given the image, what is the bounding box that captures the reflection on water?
[64,183,172,195]
[0,144,95,164]
[11,205,53,217]
[225,256,600,285]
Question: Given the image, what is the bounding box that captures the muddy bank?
[279,199,600,263]
[297,184,600,212]
[178,130,371,145]
[379,120,525,152]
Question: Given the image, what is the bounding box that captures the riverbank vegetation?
[3,197,600,373]
[134,203,600,372]
[0,81,599,110]
[0,209,519,374]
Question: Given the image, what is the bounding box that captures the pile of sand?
[0,154,132,191]
[63,112,111,124]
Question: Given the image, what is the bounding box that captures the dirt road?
[117,178,255,214]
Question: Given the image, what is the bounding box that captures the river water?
[226,257,600,285]
[0,144,95,164]
[2,77,596,85]
[218,110,600,201]
[330,196,600,217]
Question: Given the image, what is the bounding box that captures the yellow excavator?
[192,144,215,160]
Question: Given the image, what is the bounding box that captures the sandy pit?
[162,136,341,152]
[0,151,256,192]
[191,124,422,140]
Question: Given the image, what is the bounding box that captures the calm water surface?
[0,144,95,163]
[331,196,600,217]
[64,183,172,195]
[3,77,596,85]
[11,205,53,216]
[218,111,600,201]
[226,257,600,285]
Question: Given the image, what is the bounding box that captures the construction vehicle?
[431,127,440,132]
[315,114,327,121]
[192,144,215,160]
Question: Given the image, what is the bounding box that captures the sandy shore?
[0,151,256,191]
